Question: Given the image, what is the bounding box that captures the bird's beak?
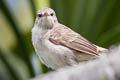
[44,12,49,16]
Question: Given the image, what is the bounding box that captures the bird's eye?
[50,13,54,16]
[38,14,42,17]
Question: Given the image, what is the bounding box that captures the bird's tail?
[96,45,107,53]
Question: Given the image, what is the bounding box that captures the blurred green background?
[0,0,120,80]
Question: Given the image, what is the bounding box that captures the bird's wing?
[48,24,98,56]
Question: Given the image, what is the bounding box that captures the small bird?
[32,8,107,69]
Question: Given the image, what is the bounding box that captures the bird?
[32,8,107,69]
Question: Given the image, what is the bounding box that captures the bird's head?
[35,8,58,29]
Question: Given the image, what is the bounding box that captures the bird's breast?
[32,27,77,69]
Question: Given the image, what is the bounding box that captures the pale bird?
[32,8,107,69]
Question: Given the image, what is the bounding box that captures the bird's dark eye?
[50,13,54,16]
[38,14,42,17]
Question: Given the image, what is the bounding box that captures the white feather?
[32,26,76,69]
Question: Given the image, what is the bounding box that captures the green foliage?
[0,0,120,80]
[50,0,120,47]
[0,49,18,80]
[0,0,34,77]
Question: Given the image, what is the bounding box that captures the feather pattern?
[48,24,98,56]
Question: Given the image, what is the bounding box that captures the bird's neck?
[33,22,60,36]
[36,27,49,37]
[39,22,59,29]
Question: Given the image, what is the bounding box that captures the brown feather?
[48,24,98,56]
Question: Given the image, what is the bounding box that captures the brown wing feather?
[49,24,98,55]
